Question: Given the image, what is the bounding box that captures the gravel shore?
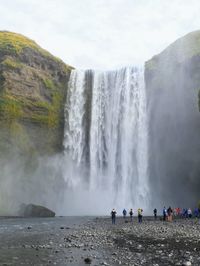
[0,216,200,265]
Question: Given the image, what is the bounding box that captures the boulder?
[19,203,55,217]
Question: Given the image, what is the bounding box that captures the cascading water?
[64,66,149,214]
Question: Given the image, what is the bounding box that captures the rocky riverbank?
[0,216,200,265]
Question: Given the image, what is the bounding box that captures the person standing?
[123,209,127,219]
[153,208,157,220]
[167,206,173,222]
[198,204,200,218]
[177,207,181,217]
[194,208,199,218]
[111,209,117,224]
[188,208,192,218]
[129,209,133,222]
[163,206,167,221]
[138,208,143,223]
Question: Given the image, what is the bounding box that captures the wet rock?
[20,203,55,217]
[112,252,117,256]
[182,262,192,266]
[84,257,92,264]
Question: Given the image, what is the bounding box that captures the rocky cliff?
[145,30,200,207]
[0,31,73,156]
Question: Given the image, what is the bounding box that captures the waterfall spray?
[64,66,149,214]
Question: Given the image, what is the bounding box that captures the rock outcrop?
[19,203,55,217]
[0,31,73,156]
[145,30,200,207]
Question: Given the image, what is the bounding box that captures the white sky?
[0,0,200,69]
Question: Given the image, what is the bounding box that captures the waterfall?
[64,66,149,214]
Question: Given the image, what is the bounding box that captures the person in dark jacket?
[111,209,117,224]
[123,209,127,219]
[163,207,167,221]
[153,208,157,220]
[129,209,133,222]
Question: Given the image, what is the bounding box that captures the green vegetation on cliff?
[0,95,23,121]
[42,78,55,90]
[0,31,73,155]
[2,57,22,69]
[0,31,61,62]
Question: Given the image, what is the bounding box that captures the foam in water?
[64,66,149,214]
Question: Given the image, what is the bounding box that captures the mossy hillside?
[0,102,67,154]
[0,31,74,77]
[0,31,60,62]
[0,31,73,154]
[0,85,64,128]
[43,78,55,90]
[0,95,23,120]
[2,57,23,69]
[0,85,67,154]
[25,89,64,128]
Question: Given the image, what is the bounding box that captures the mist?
[146,33,200,210]
[0,150,130,216]
[0,66,151,216]
[0,150,66,215]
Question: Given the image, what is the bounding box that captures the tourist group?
[110,206,200,224]
[111,208,143,224]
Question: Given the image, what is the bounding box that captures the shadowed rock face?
[19,203,55,217]
[0,31,73,156]
[145,30,200,208]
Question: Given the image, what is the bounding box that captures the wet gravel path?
[0,216,200,265]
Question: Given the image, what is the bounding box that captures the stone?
[84,258,92,264]
[182,262,192,266]
[19,203,55,217]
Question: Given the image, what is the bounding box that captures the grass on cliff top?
[0,31,73,70]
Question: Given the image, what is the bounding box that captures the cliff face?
[145,30,200,207]
[0,31,73,156]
